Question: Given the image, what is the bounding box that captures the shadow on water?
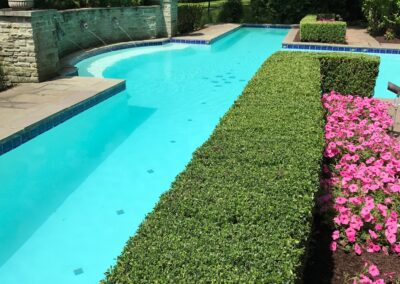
[0,92,156,266]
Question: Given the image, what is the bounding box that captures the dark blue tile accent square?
[74,268,84,275]
[147,169,154,174]
[116,209,125,215]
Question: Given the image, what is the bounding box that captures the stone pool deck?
[0,76,125,155]
[171,23,241,44]
[283,27,400,51]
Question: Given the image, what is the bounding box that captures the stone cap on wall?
[0,9,57,17]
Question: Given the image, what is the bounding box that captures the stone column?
[0,10,59,85]
[161,0,177,37]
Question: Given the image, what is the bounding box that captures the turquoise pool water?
[375,54,400,99]
[0,28,288,283]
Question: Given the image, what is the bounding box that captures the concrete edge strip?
[0,80,126,157]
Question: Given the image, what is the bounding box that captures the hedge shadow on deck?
[102,51,379,283]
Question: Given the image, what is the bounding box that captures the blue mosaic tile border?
[170,38,207,45]
[70,39,171,66]
[0,81,126,157]
[242,23,294,29]
[282,43,400,55]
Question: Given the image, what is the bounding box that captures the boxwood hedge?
[317,53,380,97]
[101,51,380,283]
[300,15,347,43]
[102,52,325,283]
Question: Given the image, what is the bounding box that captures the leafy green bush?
[317,53,380,97]
[178,4,203,34]
[248,0,361,24]
[300,15,347,43]
[250,0,313,24]
[101,51,325,283]
[362,0,400,37]
[218,0,243,23]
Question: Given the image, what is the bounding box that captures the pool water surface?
[0,27,288,283]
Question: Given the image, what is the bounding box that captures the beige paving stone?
[172,24,240,42]
[0,76,125,144]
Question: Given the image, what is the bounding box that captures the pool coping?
[0,78,126,156]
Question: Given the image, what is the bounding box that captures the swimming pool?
[0,27,288,283]
[1,26,399,284]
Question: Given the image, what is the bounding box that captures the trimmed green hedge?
[316,53,380,97]
[102,52,325,283]
[101,51,380,283]
[300,15,347,43]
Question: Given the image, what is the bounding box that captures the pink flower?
[345,227,356,243]
[330,241,337,252]
[368,264,380,277]
[369,230,378,240]
[336,197,347,205]
[392,244,400,253]
[360,275,373,284]
[332,230,340,240]
[349,184,358,192]
[349,197,362,205]
[354,243,362,255]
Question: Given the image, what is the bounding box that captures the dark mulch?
[375,36,400,44]
[303,214,400,283]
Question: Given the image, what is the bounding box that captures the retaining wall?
[0,2,176,85]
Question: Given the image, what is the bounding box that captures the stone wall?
[0,2,176,85]
[56,6,166,57]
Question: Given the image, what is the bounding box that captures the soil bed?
[375,36,400,44]
[303,214,400,283]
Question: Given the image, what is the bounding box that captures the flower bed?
[300,15,347,44]
[320,91,400,283]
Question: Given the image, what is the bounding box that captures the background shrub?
[101,51,325,283]
[362,0,400,37]
[300,15,347,43]
[178,4,203,34]
[317,53,380,97]
[249,0,362,24]
[218,0,243,23]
